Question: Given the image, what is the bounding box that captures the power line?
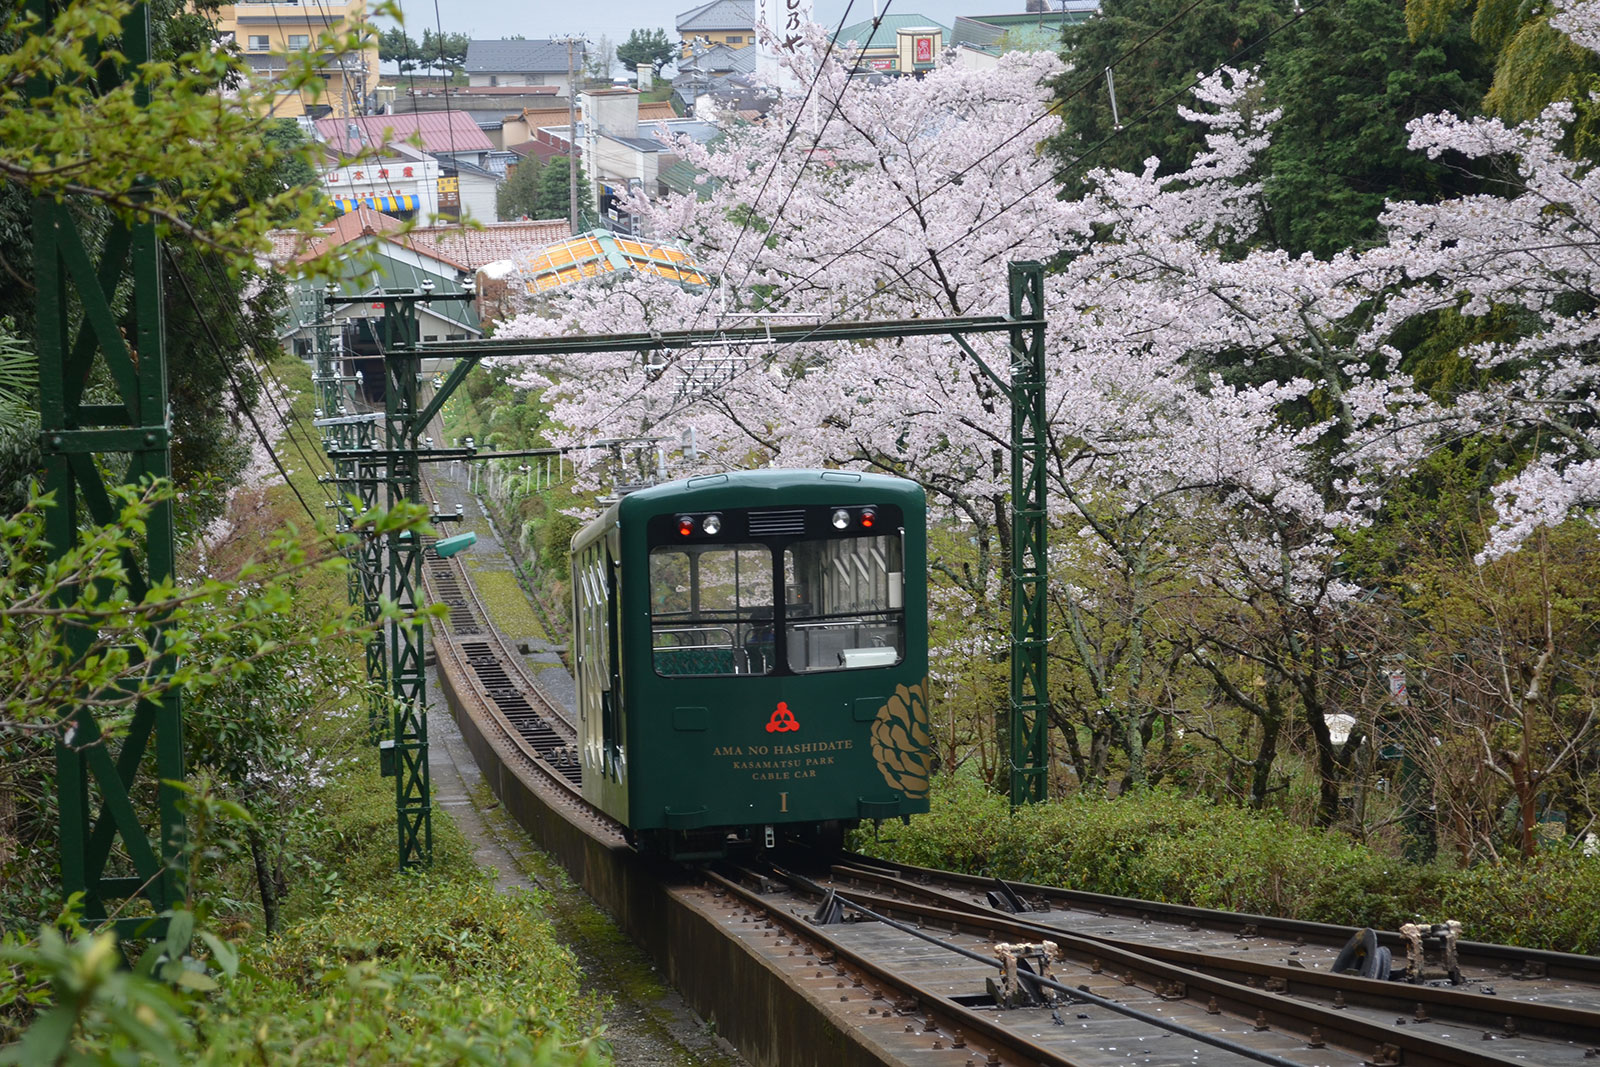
[163,246,322,527]
[690,0,869,319]
[190,253,344,496]
[643,0,1337,424]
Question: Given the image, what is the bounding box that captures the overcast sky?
[393,1,1041,53]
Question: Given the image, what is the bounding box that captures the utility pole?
[558,35,584,234]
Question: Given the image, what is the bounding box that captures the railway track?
[414,474,1600,1066]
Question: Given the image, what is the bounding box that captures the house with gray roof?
[463,39,582,95]
[671,40,758,115]
[676,0,754,55]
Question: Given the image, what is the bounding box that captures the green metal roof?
[835,13,952,51]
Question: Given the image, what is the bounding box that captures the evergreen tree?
[1049,0,1290,186]
[534,157,594,221]
[1262,0,1491,257]
[379,27,421,73]
[617,28,675,74]
[497,156,544,220]
[1408,0,1600,143]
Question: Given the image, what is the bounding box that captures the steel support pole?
[1007,262,1050,806]
[381,296,431,869]
[34,0,185,932]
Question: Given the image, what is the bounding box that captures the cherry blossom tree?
[487,16,1600,810]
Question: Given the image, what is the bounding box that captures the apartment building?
[217,0,379,118]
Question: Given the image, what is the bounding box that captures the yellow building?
[217,0,379,118]
[676,0,754,58]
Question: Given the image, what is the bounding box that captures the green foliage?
[1407,0,1600,145]
[179,762,607,1065]
[379,26,420,72]
[499,156,593,223]
[1441,850,1600,951]
[420,28,471,74]
[858,777,1447,927]
[0,317,38,517]
[1482,20,1600,130]
[617,28,674,74]
[0,914,193,1065]
[204,880,603,1064]
[538,157,593,222]
[498,157,544,221]
[0,0,386,261]
[861,778,1600,951]
[1262,0,1491,257]
[1050,0,1291,185]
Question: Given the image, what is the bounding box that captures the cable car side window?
[649,544,775,676]
[783,534,905,672]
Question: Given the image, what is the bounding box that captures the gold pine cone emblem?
[870,681,932,798]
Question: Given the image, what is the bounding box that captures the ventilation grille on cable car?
[748,509,806,536]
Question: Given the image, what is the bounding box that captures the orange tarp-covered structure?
[515,229,708,293]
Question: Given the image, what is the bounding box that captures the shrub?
[197,875,605,1065]
[859,778,1457,932]
[1441,851,1600,953]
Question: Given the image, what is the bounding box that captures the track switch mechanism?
[987,941,1059,1009]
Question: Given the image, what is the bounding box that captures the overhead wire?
[189,252,345,495]
[162,246,322,527]
[682,0,872,334]
[572,0,1231,432]
[641,0,1339,425]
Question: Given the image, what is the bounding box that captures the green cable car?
[570,469,930,858]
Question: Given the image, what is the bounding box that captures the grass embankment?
[195,360,609,1064]
[855,775,1600,954]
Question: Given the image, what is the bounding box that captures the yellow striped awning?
[331,194,419,215]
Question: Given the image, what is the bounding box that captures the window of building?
[247,34,270,51]
[287,34,310,50]
[725,35,743,43]
[489,75,498,86]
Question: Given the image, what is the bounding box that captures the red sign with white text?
[915,36,933,63]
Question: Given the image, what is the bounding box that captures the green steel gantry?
[336,261,1053,863]
[36,1,186,930]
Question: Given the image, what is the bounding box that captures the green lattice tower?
[379,294,431,868]
[34,0,186,932]
[1007,262,1050,806]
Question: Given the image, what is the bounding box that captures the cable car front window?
[783,535,904,672]
[649,544,774,676]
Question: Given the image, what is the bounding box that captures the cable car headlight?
[677,515,695,537]
[831,508,850,530]
[701,513,722,535]
[859,508,876,529]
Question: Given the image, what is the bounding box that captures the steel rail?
[705,867,1084,1067]
[840,853,1600,983]
[791,872,1552,1067]
[418,533,588,801]
[816,875,1585,1066]
[835,862,1600,1043]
